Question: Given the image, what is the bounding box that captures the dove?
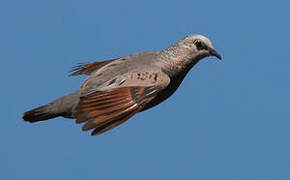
[23,34,222,136]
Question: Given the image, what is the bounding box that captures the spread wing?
[73,71,170,135]
[69,51,158,77]
[69,58,117,76]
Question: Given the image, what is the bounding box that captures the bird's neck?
[157,45,200,77]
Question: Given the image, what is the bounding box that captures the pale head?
[176,34,222,60]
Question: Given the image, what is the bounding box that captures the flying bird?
[23,34,222,136]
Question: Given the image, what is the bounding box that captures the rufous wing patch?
[69,59,117,76]
[73,86,159,135]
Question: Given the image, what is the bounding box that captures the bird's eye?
[194,40,207,50]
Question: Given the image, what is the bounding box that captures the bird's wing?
[73,70,170,135]
[69,58,117,76]
[69,51,159,77]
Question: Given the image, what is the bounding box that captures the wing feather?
[69,59,116,76]
[73,87,160,135]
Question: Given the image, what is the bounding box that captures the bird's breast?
[141,72,186,111]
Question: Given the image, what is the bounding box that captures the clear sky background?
[1,0,290,179]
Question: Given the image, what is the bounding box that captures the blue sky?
[1,0,290,179]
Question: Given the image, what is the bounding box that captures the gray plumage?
[23,34,221,135]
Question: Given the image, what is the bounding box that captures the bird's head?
[178,34,222,60]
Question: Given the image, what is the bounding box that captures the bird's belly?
[141,74,185,111]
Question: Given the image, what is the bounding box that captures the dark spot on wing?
[119,79,126,85]
[137,73,142,80]
[107,78,116,86]
[154,74,158,81]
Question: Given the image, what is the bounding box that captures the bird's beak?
[209,49,222,60]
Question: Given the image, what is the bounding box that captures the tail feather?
[23,104,60,123]
[23,91,80,123]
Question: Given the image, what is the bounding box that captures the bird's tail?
[23,91,80,123]
[23,104,59,122]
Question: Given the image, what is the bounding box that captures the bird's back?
[79,51,161,93]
